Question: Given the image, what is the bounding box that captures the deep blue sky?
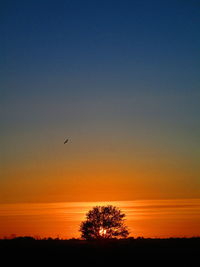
[1,0,200,88]
[0,0,200,202]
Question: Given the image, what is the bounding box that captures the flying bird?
[64,138,69,144]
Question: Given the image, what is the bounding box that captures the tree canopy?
[80,205,129,240]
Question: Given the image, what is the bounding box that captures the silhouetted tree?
[80,205,129,240]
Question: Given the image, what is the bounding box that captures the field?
[1,237,199,266]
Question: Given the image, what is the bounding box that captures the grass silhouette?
[1,237,199,266]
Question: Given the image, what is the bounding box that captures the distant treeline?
[1,235,200,240]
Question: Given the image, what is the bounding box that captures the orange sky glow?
[0,199,200,239]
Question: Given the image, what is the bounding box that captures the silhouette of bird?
[64,138,69,144]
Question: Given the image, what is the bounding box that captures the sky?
[1,199,200,238]
[1,0,200,204]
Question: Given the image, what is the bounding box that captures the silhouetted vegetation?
[79,205,129,240]
[0,237,199,266]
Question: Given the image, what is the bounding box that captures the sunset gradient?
[1,0,200,238]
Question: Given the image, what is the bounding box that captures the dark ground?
[1,237,199,266]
